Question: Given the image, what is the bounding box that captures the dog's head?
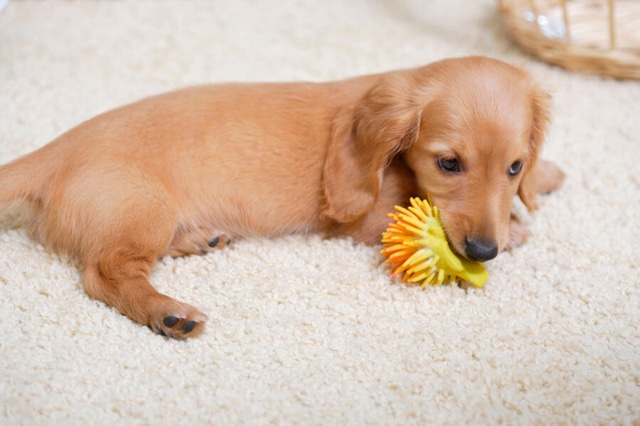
[323,57,550,261]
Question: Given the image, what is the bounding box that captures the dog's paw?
[507,215,531,250]
[148,298,209,339]
[165,228,232,257]
[535,159,566,194]
[204,234,233,251]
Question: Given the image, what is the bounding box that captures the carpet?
[1,0,639,424]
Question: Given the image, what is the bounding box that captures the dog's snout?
[464,239,498,262]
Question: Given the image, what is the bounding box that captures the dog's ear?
[322,74,421,223]
[518,88,551,211]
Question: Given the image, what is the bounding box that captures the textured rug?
[1,0,639,424]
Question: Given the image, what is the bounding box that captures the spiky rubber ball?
[381,197,488,288]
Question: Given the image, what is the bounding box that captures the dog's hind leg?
[83,248,208,339]
[66,177,208,339]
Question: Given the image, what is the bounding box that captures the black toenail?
[226,238,231,245]
[182,321,197,333]
[158,328,167,337]
[163,316,179,327]
[208,236,220,247]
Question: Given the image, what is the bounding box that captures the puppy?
[0,56,564,339]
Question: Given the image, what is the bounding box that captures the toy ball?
[381,197,488,288]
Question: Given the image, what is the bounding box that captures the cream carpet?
[1,0,639,424]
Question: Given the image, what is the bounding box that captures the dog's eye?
[509,161,523,176]
[438,158,461,173]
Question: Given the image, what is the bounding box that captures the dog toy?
[381,197,488,288]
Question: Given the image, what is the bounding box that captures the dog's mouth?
[440,229,470,262]
[433,213,465,260]
[447,238,469,261]
[435,218,464,259]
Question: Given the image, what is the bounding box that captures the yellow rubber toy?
[381,197,488,288]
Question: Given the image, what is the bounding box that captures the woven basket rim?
[499,0,640,80]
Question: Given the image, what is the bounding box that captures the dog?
[0,56,564,339]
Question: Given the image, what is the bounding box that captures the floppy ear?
[518,88,551,211]
[322,74,421,223]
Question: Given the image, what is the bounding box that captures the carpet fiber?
[1,0,639,424]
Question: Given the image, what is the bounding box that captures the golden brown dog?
[0,56,564,339]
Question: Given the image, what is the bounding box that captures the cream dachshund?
[0,56,564,339]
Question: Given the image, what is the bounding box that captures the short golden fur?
[0,57,564,339]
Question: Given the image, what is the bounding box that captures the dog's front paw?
[148,296,209,339]
[507,215,531,250]
[535,159,566,194]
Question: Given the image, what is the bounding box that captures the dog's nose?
[464,239,498,262]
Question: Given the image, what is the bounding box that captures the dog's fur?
[0,56,564,339]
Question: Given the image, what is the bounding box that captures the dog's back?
[1,83,342,249]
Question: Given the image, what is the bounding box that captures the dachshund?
[0,56,564,339]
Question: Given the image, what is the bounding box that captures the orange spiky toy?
[381,197,489,288]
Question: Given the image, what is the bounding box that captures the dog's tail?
[0,147,49,209]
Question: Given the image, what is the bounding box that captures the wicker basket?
[499,0,640,79]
